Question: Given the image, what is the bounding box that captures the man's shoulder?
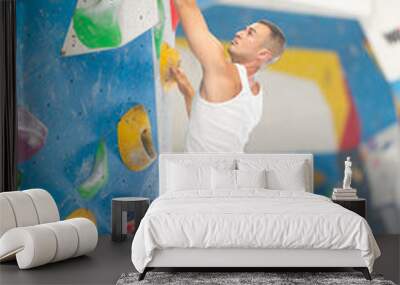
[203,60,238,78]
[203,61,240,87]
[200,62,242,103]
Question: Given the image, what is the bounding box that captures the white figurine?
[343,156,352,189]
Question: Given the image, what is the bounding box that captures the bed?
[131,153,380,281]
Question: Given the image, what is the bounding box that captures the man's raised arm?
[174,0,226,71]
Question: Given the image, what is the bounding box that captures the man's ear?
[258,48,273,64]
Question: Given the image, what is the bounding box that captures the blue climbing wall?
[16,0,159,234]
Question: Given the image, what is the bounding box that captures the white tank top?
[184,63,263,153]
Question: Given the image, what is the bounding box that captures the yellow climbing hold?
[117,104,157,171]
[66,208,97,225]
[159,42,181,91]
[314,171,326,188]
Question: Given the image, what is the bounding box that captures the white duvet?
[131,189,380,273]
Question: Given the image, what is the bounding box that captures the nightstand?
[111,197,150,242]
[332,198,366,218]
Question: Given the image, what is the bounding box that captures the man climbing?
[171,0,286,153]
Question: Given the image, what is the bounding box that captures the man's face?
[228,22,271,63]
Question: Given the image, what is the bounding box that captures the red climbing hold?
[170,0,179,31]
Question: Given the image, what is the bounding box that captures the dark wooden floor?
[0,236,134,285]
[0,235,399,285]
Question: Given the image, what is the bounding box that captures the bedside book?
[332,195,359,200]
[332,188,358,200]
[333,188,357,192]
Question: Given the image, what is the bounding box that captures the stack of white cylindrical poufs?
[0,189,98,269]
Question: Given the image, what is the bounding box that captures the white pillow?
[237,159,308,191]
[166,158,235,170]
[266,167,306,191]
[167,162,212,191]
[212,168,236,190]
[236,169,267,189]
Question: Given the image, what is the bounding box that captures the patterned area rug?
[116,271,396,285]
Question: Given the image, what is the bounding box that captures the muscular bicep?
[175,0,226,70]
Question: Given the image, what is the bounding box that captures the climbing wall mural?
[15,0,399,235]
[165,3,400,234]
[16,0,160,234]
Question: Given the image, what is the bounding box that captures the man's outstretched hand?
[170,67,194,98]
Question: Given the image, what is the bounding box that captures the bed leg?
[354,267,371,280]
[138,268,148,281]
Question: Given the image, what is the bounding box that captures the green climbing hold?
[73,1,122,49]
[154,0,165,58]
[77,140,109,200]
